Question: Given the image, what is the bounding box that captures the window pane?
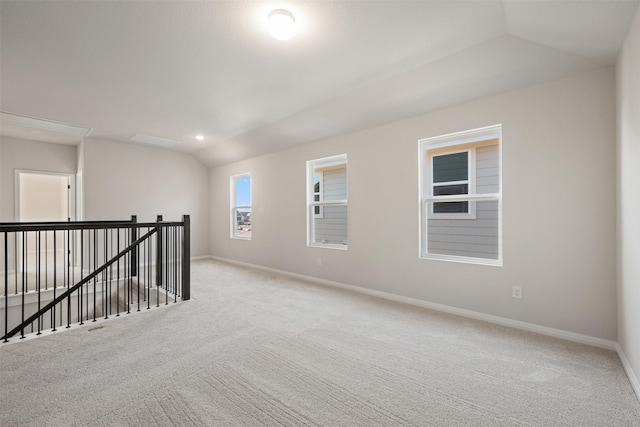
[234,208,251,238]
[434,201,468,214]
[433,184,468,196]
[316,165,346,201]
[427,200,499,259]
[433,184,469,213]
[433,152,468,183]
[313,172,321,192]
[235,175,251,206]
[313,205,347,245]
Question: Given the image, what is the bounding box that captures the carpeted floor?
[1,259,639,426]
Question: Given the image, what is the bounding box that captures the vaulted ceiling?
[1,1,638,166]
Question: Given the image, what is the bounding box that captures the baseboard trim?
[616,343,640,402]
[206,256,617,351]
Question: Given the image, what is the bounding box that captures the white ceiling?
[1,1,638,167]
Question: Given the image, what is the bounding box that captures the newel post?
[156,215,163,287]
[181,215,190,301]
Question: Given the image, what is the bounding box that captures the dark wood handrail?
[1,220,183,232]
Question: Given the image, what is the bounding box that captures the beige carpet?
[1,259,638,426]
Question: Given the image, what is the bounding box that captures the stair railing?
[1,215,190,342]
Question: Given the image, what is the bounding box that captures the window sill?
[420,253,502,267]
[308,243,348,251]
[427,213,477,220]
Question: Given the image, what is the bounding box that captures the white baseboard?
[616,343,640,402]
[207,256,617,351]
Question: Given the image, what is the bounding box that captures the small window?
[419,125,502,265]
[313,171,323,218]
[307,155,347,249]
[430,151,475,218]
[230,173,251,239]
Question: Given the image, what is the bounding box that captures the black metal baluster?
[79,229,84,325]
[20,231,26,339]
[116,228,120,317]
[103,228,107,319]
[71,226,75,309]
[173,226,177,302]
[93,228,97,322]
[14,233,18,295]
[4,232,9,342]
[37,231,42,335]
[105,228,110,320]
[52,231,57,332]
[44,231,48,291]
[137,226,141,313]
[66,226,71,329]
[131,215,137,278]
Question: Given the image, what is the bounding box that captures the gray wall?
[0,136,77,222]
[83,138,210,257]
[210,67,617,341]
[617,7,640,394]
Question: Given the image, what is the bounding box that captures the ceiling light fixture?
[195,134,204,141]
[267,9,296,40]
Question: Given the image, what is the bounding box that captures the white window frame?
[418,125,502,266]
[230,173,251,240]
[306,154,348,250]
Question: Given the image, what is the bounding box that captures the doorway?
[17,171,72,223]
[15,170,75,276]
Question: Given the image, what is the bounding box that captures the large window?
[419,125,502,265]
[231,173,251,239]
[307,154,347,249]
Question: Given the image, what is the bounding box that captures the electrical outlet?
[512,286,522,299]
[317,257,322,266]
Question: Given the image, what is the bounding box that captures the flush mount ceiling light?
[267,9,296,40]
[195,134,204,141]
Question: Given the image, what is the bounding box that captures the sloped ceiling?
[1,1,638,167]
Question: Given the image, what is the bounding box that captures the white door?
[16,171,74,275]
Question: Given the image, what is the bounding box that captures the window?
[307,154,347,249]
[313,171,323,218]
[419,125,502,265]
[231,173,251,239]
